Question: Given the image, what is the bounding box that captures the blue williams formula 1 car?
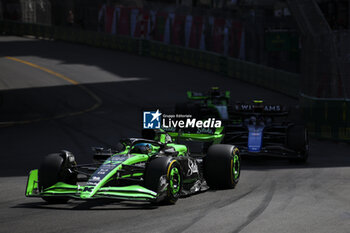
[175,88,309,163]
[224,100,309,163]
[25,129,241,204]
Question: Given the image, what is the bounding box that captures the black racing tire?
[287,125,309,164]
[38,153,75,204]
[144,157,182,205]
[204,144,241,189]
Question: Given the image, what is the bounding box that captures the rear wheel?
[287,125,309,164]
[144,157,182,204]
[38,153,76,204]
[204,144,240,189]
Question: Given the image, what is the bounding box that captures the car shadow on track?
[12,199,158,211]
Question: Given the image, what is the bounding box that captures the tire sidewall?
[166,160,182,204]
[144,157,183,204]
[204,144,241,189]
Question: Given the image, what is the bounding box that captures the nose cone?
[80,186,95,199]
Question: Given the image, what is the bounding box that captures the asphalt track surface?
[0,36,350,233]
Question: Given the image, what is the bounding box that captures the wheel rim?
[233,154,240,181]
[169,167,181,195]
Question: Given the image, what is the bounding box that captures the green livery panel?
[25,169,38,197]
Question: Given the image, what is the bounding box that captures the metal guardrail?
[141,40,300,99]
[1,20,349,141]
[300,94,350,140]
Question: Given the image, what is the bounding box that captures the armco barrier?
[141,40,299,97]
[300,95,350,140]
[1,20,349,141]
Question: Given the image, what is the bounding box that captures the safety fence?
[0,1,301,73]
[97,4,300,73]
[286,0,350,141]
[300,95,350,141]
[299,33,350,141]
[97,5,245,58]
[1,20,348,141]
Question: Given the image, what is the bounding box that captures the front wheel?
[38,153,76,204]
[144,157,183,205]
[204,144,241,189]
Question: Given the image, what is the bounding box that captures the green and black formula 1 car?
[25,129,241,204]
[175,87,231,120]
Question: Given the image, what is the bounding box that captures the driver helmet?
[131,143,153,154]
[210,87,220,97]
[249,116,257,125]
[253,100,264,113]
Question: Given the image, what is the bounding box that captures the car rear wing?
[187,91,208,100]
[164,126,224,138]
[229,103,289,117]
[164,127,225,154]
[187,90,230,101]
